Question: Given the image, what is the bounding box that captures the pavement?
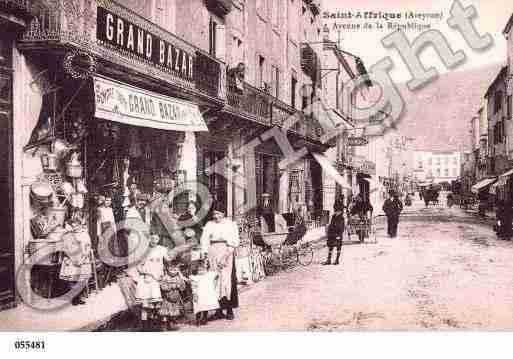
[178,198,513,331]
[0,195,503,331]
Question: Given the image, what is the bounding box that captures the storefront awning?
[93,76,208,132]
[471,177,497,193]
[499,168,513,180]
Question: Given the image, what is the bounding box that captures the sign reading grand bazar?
[96,5,194,82]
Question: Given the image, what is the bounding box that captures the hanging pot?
[71,193,85,209]
[76,179,88,194]
[41,153,59,172]
[60,181,74,196]
[66,163,83,178]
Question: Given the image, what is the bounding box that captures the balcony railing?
[20,0,226,100]
[227,78,325,143]
[0,0,32,15]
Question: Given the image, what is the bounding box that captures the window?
[232,36,243,65]
[436,157,441,164]
[508,95,512,119]
[444,157,449,165]
[444,168,449,177]
[418,161,423,169]
[271,65,280,99]
[291,73,297,109]
[257,55,265,89]
[209,18,217,57]
[428,158,432,166]
[453,156,457,164]
[494,90,503,114]
[436,168,441,177]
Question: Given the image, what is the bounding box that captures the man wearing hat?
[323,197,345,265]
[382,190,403,238]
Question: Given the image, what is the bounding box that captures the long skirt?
[208,243,239,309]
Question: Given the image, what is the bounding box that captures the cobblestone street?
[181,204,513,331]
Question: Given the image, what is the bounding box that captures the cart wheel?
[297,242,314,266]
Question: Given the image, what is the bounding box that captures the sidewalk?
[0,282,128,332]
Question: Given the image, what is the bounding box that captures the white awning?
[499,168,513,179]
[93,76,208,132]
[471,178,497,193]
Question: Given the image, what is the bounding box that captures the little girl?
[188,259,219,326]
[159,259,186,331]
[135,233,170,331]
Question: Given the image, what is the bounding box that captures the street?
[184,201,513,331]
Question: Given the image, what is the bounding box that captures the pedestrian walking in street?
[495,199,513,240]
[383,191,403,238]
[323,199,345,265]
[200,202,240,321]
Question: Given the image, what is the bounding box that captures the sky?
[322,0,512,83]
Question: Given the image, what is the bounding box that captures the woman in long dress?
[200,202,240,320]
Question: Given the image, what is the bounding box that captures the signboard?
[348,155,376,176]
[93,76,208,132]
[348,136,368,146]
[97,6,194,82]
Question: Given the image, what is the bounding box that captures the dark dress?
[327,212,345,249]
[383,198,403,237]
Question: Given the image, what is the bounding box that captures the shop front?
[8,0,225,312]
[0,0,33,311]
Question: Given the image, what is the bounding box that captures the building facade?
[0,0,334,314]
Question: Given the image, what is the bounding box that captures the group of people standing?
[122,197,240,331]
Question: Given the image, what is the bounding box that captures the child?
[135,233,170,331]
[159,259,186,331]
[188,260,219,326]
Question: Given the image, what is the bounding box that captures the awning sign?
[93,76,208,132]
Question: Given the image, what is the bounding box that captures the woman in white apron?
[200,202,240,320]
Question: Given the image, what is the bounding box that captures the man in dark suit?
[382,191,403,238]
[323,198,345,265]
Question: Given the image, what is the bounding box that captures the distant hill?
[393,63,504,152]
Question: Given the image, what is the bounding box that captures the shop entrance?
[0,68,15,310]
[256,153,279,211]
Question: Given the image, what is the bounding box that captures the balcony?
[19,0,226,101]
[0,0,32,18]
[226,78,325,144]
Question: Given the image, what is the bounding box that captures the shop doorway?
[201,150,228,215]
[0,69,15,310]
[256,153,279,211]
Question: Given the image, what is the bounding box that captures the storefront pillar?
[279,169,289,214]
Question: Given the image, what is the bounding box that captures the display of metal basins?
[30,181,53,205]
[26,238,63,266]
[66,163,83,178]
[260,231,289,247]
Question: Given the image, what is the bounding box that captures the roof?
[503,13,513,35]
[484,66,508,98]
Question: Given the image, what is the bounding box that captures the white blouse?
[200,218,240,254]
